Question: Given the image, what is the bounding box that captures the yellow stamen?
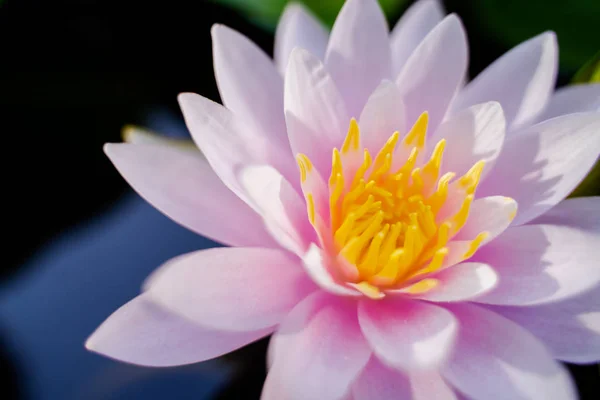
[403,112,428,148]
[404,278,439,294]
[342,119,361,154]
[463,231,489,259]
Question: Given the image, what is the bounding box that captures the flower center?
[297,113,488,297]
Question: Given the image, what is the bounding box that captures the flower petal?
[473,224,600,306]
[146,247,314,332]
[274,3,328,75]
[325,0,392,117]
[211,25,292,173]
[264,292,371,400]
[536,83,600,122]
[411,371,459,400]
[433,102,505,179]
[396,14,468,132]
[454,196,517,243]
[352,357,412,400]
[358,297,457,371]
[442,303,577,400]
[302,244,362,297]
[487,286,600,364]
[285,48,350,176]
[390,0,445,76]
[104,143,277,248]
[477,112,600,225]
[359,80,407,153]
[530,196,600,232]
[416,262,498,302]
[452,32,558,130]
[85,294,273,367]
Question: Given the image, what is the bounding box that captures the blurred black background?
[0,0,598,399]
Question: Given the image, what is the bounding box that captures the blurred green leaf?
[469,0,600,73]
[572,51,600,84]
[213,0,406,30]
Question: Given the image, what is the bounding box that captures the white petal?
[454,196,518,243]
[302,244,362,297]
[452,32,558,130]
[325,0,392,117]
[530,196,600,232]
[275,3,328,75]
[396,14,468,132]
[352,357,412,400]
[416,262,498,302]
[390,0,445,75]
[536,83,600,122]
[477,112,600,225]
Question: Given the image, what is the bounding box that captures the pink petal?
[85,294,273,367]
[477,112,600,225]
[264,292,371,400]
[487,286,600,364]
[473,224,600,306]
[396,14,468,133]
[536,83,600,122]
[441,303,577,400]
[359,80,407,153]
[352,357,412,400]
[358,297,457,371]
[275,3,328,75]
[410,371,459,400]
[415,262,498,302]
[325,0,393,117]
[454,196,517,243]
[211,25,294,177]
[530,196,600,232]
[302,244,362,297]
[285,48,350,176]
[433,102,505,180]
[146,247,314,331]
[390,0,445,76]
[104,143,277,248]
[452,32,558,130]
[239,165,316,255]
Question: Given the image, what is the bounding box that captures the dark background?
[0,0,598,399]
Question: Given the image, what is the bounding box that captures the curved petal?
[358,297,457,371]
[285,48,350,176]
[442,303,577,400]
[416,262,498,302]
[274,3,328,75]
[352,357,412,400]
[433,102,505,179]
[239,165,316,255]
[410,371,459,400]
[530,196,600,232]
[146,247,314,332]
[390,0,445,75]
[473,224,600,306]
[359,80,407,153]
[454,196,518,243]
[477,112,600,225]
[264,292,371,400]
[85,294,273,367]
[325,0,392,117]
[211,25,293,176]
[452,32,558,130]
[487,286,600,364]
[396,14,468,133]
[302,244,362,297]
[104,143,277,248]
[536,83,600,122]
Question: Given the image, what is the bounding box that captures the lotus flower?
[86,0,600,398]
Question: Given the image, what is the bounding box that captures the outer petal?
[390,0,445,75]
[358,297,457,371]
[146,247,314,332]
[535,83,600,122]
[104,143,277,248]
[359,80,407,153]
[211,25,292,171]
[452,32,558,130]
[487,286,600,364]
[285,48,350,176]
[396,15,468,132]
[85,294,273,367]
[530,196,600,231]
[352,357,412,400]
[264,292,371,400]
[477,112,600,225]
[274,3,328,75]
[325,0,393,117]
[473,224,600,306]
[454,196,518,243]
[442,303,577,400]
[433,102,505,179]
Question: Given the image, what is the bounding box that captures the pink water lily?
[86,0,600,398]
